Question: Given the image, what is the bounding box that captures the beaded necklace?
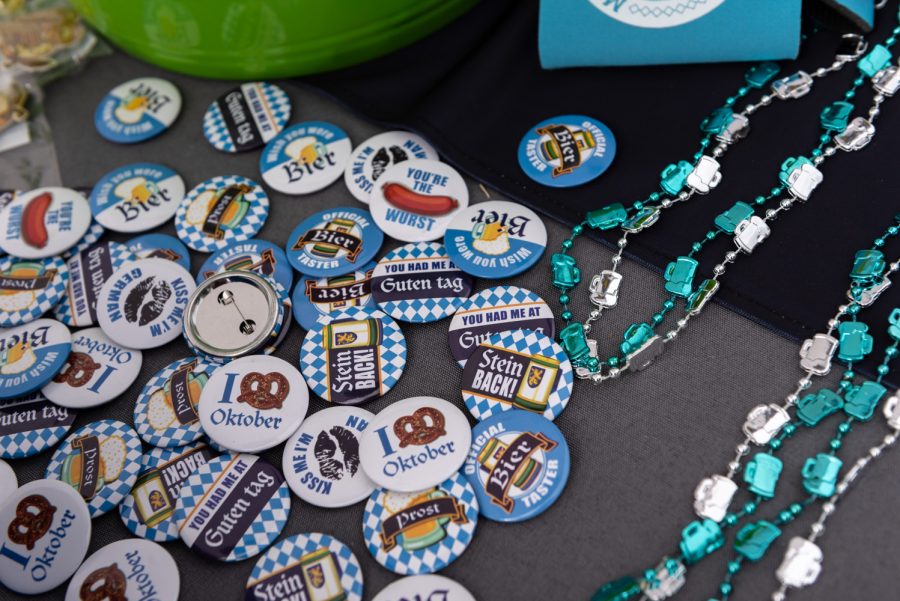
[554,17,900,384]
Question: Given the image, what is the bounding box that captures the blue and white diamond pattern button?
[174,175,269,253]
[372,575,476,601]
[197,238,294,291]
[461,328,573,422]
[175,453,290,562]
[246,533,364,601]
[300,306,406,405]
[133,357,217,448]
[0,318,72,399]
[45,418,144,518]
[204,82,291,153]
[0,393,76,459]
[362,471,478,575]
[0,255,68,328]
[119,441,220,542]
[65,539,180,601]
[371,242,474,323]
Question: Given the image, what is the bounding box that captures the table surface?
[1,50,897,601]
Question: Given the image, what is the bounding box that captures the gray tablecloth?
[1,51,897,601]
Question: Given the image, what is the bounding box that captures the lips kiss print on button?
[197,238,293,292]
[133,357,217,448]
[94,77,181,144]
[465,409,570,522]
[0,318,72,399]
[204,82,291,153]
[246,533,364,601]
[42,327,143,409]
[175,453,290,562]
[371,242,474,323]
[199,355,309,453]
[45,419,143,518]
[369,159,469,242]
[119,441,220,542]
[359,396,471,492]
[292,261,376,331]
[362,471,478,575]
[175,175,269,253]
[286,207,383,278]
[344,131,438,203]
[0,187,93,259]
[461,329,573,422]
[0,255,68,328]
[89,163,185,233]
[300,307,406,405]
[448,286,555,367]
[0,393,76,459]
[260,121,352,195]
[65,539,180,601]
[53,241,136,327]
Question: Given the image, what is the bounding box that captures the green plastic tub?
[70,0,477,79]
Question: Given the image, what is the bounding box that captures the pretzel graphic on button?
[236,371,290,410]
[79,563,127,601]
[52,352,101,388]
[7,494,56,551]
[393,407,446,448]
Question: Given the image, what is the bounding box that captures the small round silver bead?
[677,318,688,328]
[827,318,838,329]
[609,368,620,378]
[727,461,741,473]
[811,523,825,536]
[870,446,882,458]
[836,482,849,495]
[760,95,773,105]
[813,155,825,166]
[822,502,836,515]
[780,199,792,210]
[824,147,836,157]
[712,146,725,158]
[765,209,777,219]
[726,251,737,262]
[661,199,673,208]
[617,238,628,248]
[772,591,786,601]
[885,434,898,446]
[786,394,799,405]
[611,256,622,266]
[745,104,757,115]
[714,264,726,275]
[666,330,678,341]
[736,443,750,456]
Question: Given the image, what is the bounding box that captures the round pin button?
[285,206,383,278]
[259,121,352,195]
[301,307,406,405]
[246,533,364,601]
[0,187,93,259]
[462,329,573,422]
[518,115,616,187]
[362,471,478,575]
[359,396,471,492]
[204,82,291,153]
[282,406,377,508]
[126,232,191,271]
[133,357,218,448]
[369,159,469,242]
[175,175,269,253]
[53,240,137,327]
[66,538,180,601]
[0,459,16,506]
[372,242,474,323]
[444,200,547,278]
[89,163,185,232]
[175,453,290,562]
[0,393,76,458]
[292,260,376,331]
[97,258,196,349]
[119,442,220,542]
[344,131,438,203]
[0,255,68,328]
[45,419,144,518]
[448,286,555,367]
[65,221,106,260]
[95,77,181,144]
[199,355,309,453]
[42,327,142,409]
[372,575,476,601]
[0,318,72,399]
[465,409,570,522]
[197,238,293,292]
[0,479,91,594]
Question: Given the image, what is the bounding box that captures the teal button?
[700,108,734,135]
[664,256,698,298]
[844,381,887,421]
[559,322,591,365]
[850,249,885,281]
[820,101,854,132]
[802,453,842,498]
[621,323,654,356]
[679,519,724,564]
[745,62,780,88]
[743,452,783,498]
[714,201,754,234]
[859,44,892,77]
[587,203,628,230]
[837,321,873,362]
[734,521,781,561]
[660,161,692,196]
[551,253,580,290]
[796,389,843,427]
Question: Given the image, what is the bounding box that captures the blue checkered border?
[0,393,74,458]
[175,175,269,253]
[0,255,69,328]
[203,83,291,153]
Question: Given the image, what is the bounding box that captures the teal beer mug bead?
[660,161,693,196]
[587,203,628,230]
[551,253,580,290]
[679,519,724,564]
[859,44,892,77]
[743,452,783,498]
[802,453,842,497]
[734,521,781,561]
[850,249,885,281]
[664,256,698,298]
[700,108,734,135]
[592,577,642,601]
[889,308,900,341]
[745,62,780,88]
[796,389,844,427]
[778,156,813,188]
[621,322,654,356]
[820,101,854,132]
[559,322,591,365]
[837,321,874,362]
[714,202,754,234]
[844,381,887,421]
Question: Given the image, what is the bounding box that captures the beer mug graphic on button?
[471,221,510,256]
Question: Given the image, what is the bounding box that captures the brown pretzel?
[7,494,56,551]
[52,352,101,387]
[79,563,126,601]
[393,407,446,448]
[236,372,290,410]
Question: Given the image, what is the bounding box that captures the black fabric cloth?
[306,0,900,386]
